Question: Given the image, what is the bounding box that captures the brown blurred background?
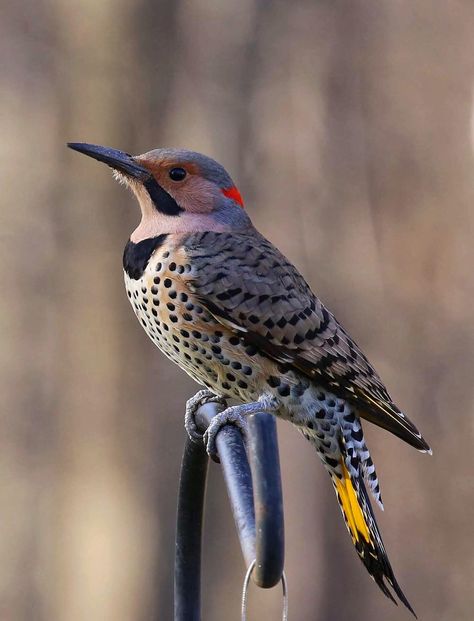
[1,1,473,620]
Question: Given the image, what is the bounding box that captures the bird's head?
[67,143,251,241]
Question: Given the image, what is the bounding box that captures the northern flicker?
[68,142,430,615]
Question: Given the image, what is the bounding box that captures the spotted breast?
[123,233,269,404]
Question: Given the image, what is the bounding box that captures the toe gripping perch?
[174,402,286,620]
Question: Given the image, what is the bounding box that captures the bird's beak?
[67,142,151,180]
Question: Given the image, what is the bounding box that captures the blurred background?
[1,1,473,620]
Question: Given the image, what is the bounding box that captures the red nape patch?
[222,186,244,207]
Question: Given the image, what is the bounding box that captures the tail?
[331,455,416,616]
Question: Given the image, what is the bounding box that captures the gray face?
[144,149,236,189]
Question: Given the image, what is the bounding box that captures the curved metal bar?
[195,403,256,566]
[174,435,209,621]
[247,413,285,588]
[174,401,286,619]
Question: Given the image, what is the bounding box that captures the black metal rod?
[174,401,285,619]
[247,413,285,588]
[196,403,256,566]
[174,435,209,621]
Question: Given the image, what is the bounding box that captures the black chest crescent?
[123,234,168,280]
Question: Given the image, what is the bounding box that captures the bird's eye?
[169,167,187,181]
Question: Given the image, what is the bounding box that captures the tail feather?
[341,418,384,510]
[332,457,416,617]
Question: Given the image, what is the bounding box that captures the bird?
[68,141,430,615]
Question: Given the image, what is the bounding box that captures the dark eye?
[169,167,187,181]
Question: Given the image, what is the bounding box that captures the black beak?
[67,142,151,180]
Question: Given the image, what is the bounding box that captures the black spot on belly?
[291,383,306,398]
[245,345,258,356]
[267,376,280,388]
[277,384,290,397]
[123,235,168,280]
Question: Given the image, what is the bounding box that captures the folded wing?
[184,230,430,452]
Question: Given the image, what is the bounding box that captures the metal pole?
[174,402,285,620]
[247,413,285,588]
[195,403,257,567]
[174,435,209,621]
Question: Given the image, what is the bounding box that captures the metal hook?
[241,560,289,621]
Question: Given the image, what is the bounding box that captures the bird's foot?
[204,405,250,462]
[204,396,279,462]
[185,389,227,443]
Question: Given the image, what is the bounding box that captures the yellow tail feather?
[332,457,416,616]
[334,459,371,545]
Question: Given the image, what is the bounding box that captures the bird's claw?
[185,389,227,444]
[203,407,249,463]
